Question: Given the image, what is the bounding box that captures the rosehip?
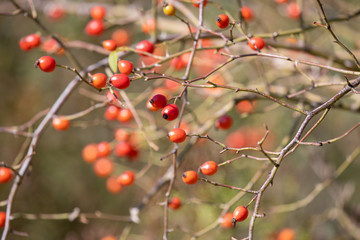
[168,128,187,143]
[162,104,179,121]
[135,40,154,56]
[91,73,107,89]
[117,170,135,186]
[232,206,248,223]
[216,115,233,130]
[37,56,56,72]
[110,74,130,89]
[0,167,13,183]
[248,37,265,51]
[200,161,218,176]
[117,60,133,75]
[216,14,230,29]
[169,197,181,210]
[182,170,198,184]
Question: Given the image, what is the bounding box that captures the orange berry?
[200,161,218,176]
[115,128,130,141]
[106,177,123,194]
[0,212,6,228]
[0,167,13,183]
[85,19,104,36]
[141,19,155,35]
[168,128,187,143]
[82,144,98,163]
[112,29,130,46]
[225,130,247,148]
[25,34,41,48]
[118,60,133,75]
[277,228,295,240]
[169,197,181,210]
[93,158,114,178]
[90,6,106,20]
[241,6,253,21]
[232,206,248,222]
[221,212,234,228]
[182,170,198,184]
[248,37,265,51]
[105,105,120,121]
[287,2,301,19]
[19,38,32,51]
[37,56,56,72]
[275,0,288,3]
[192,0,208,7]
[102,40,117,51]
[115,142,132,157]
[97,141,111,158]
[52,117,70,131]
[117,109,133,123]
[91,73,107,89]
[236,100,256,114]
[117,170,135,186]
[101,235,117,240]
[216,14,230,29]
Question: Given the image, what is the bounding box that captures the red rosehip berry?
[110,73,130,89]
[112,29,130,46]
[94,158,114,178]
[25,34,41,48]
[106,177,123,194]
[248,37,265,51]
[117,109,133,123]
[168,128,187,143]
[200,161,218,176]
[216,14,230,29]
[182,170,198,184]
[232,206,248,223]
[19,38,32,51]
[0,167,13,183]
[37,56,56,72]
[149,94,167,110]
[117,60,133,75]
[169,197,181,210]
[82,144,98,163]
[161,104,179,121]
[85,19,104,36]
[0,212,6,228]
[192,0,208,8]
[135,40,154,56]
[104,105,120,121]
[102,39,117,51]
[287,2,301,19]
[221,212,234,228]
[115,141,132,157]
[52,117,70,131]
[216,115,233,130]
[90,6,106,20]
[97,141,111,158]
[117,170,135,186]
[275,0,288,4]
[46,4,65,20]
[241,6,253,21]
[91,73,107,89]
[115,128,130,141]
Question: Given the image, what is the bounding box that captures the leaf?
[108,51,118,73]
